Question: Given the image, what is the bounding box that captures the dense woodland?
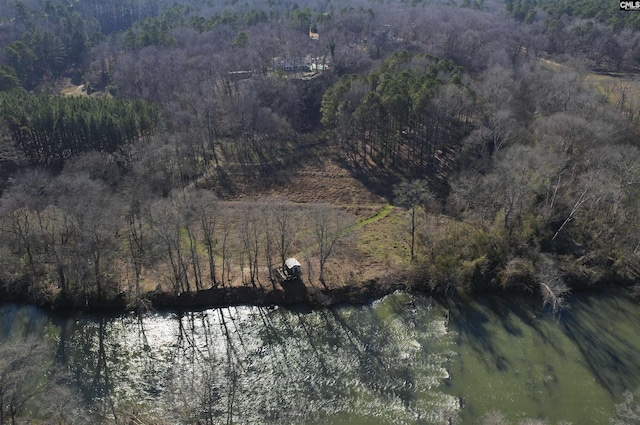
[1,0,640,316]
[3,0,640,423]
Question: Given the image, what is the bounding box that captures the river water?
[1,290,639,424]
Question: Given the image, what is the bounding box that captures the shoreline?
[149,278,406,311]
[0,277,411,314]
[2,276,635,316]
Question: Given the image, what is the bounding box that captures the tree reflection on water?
[0,294,455,424]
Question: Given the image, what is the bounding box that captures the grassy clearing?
[539,57,640,109]
[538,58,567,73]
[112,146,422,300]
[357,206,411,270]
[354,204,394,229]
[585,72,640,106]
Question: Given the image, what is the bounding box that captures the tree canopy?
[0,90,159,168]
[322,51,472,172]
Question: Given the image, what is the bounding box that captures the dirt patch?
[55,78,87,96]
[150,275,406,310]
[219,156,388,209]
[264,160,387,205]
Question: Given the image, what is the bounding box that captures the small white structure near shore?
[285,258,302,277]
[276,257,302,282]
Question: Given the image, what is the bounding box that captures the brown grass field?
[135,155,417,299]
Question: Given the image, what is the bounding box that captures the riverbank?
[0,275,413,313]
[2,269,635,315]
[1,153,638,315]
[150,277,408,310]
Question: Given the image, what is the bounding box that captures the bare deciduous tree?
[311,205,354,284]
[220,219,232,287]
[148,197,189,295]
[272,202,301,270]
[536,255,570,313]
[194,190,220,288]
[240,204,262,287]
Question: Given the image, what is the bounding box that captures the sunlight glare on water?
[27,292,457,424]
[4,291,638,424]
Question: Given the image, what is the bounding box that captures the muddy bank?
[3,274,626,314]
[150,278,407,310]
[0,277,413,313]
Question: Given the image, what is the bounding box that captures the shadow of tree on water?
[450,290,640,405]
[559,293,640,397]
[448,294,569,374]
[449,295,512,373]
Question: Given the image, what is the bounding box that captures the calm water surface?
[1,290,639,424]
[447,291,640,424]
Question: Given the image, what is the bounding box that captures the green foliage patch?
[0,90,159,168]
[506,0,640,29]
[321,51,472,173]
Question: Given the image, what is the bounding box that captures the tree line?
[0,91,159,168]
[506,0,640,70]
[390,60,640,308]
[0,168,355,307]
[2,0,103,90]
[321,51,473,173]
[507,0,640,30]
